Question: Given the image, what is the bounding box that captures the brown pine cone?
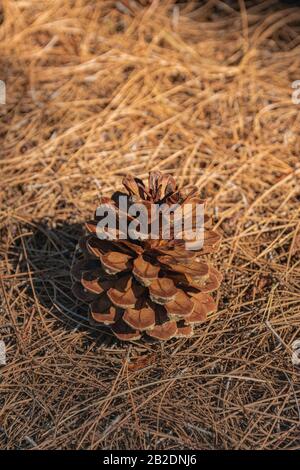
[116,1,153,14]
[71,171,222,341]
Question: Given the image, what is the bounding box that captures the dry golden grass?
[1,0,300,450]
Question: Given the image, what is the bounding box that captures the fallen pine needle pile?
[0,0,300,450]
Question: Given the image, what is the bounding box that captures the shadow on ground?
[13,220,120,347]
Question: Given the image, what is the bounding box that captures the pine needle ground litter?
[1,0,300,450]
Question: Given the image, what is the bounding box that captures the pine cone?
[71,172,222,341]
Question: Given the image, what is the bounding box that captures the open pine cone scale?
[71,171,222,341]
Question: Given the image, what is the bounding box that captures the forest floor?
[1,0,300,449]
